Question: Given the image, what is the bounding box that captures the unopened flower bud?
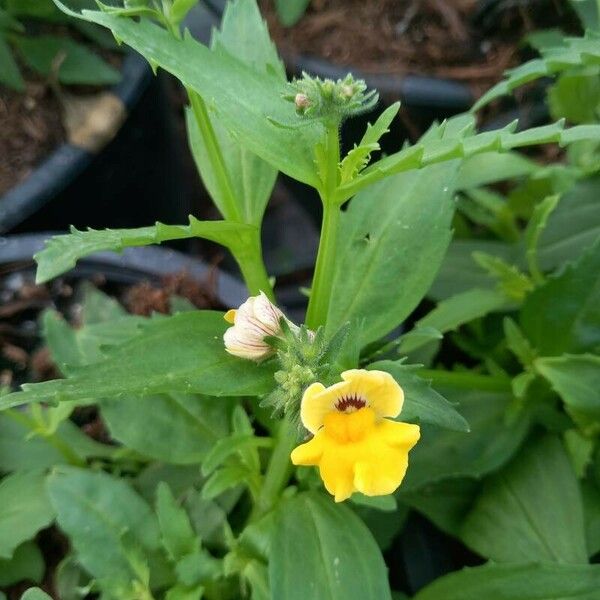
[294,93,311,112]
[223,292,287,361]
[341,84,355,98]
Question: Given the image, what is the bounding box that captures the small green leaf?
[156,483,199,562]
[414,562,600,600]
[473,252,533,301]
[524,195,559,284]
[20,589,53,600]
[201,435,273,477]
[460,436,588,564]
[503,318,537,368]
[549,70,600,124]
[536,354,600,421]
[0,471,55,559]
[521,239,600,356]
[13,35,120,86]
[370,361,469,432]
[0,542,44,587]
[201,465,250,500]
[270,493,392,600]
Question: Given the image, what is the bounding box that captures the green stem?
[306,122,341,328]
[252,419,296,520]
[235,230,275,300]
[188,90,242,223]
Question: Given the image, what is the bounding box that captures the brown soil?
[0,79,66,196]
[262,0,578,93]
[0,23,122,197]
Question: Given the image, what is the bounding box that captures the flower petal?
[291,433,325,465]
[341,369,403,418]
[224,309,237,324]
[300,381,342,434]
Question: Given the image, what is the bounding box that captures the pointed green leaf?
[536,354,600,420]
[414,562,600,600]
[34,218,255,283]
[0,311,276,410]
[460,436,588,564]
[270,493,392,600]
[327,162,458,346]
[0,471,55,559]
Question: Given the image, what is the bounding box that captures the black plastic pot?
[0,233,248,309]
[0,52,189,234]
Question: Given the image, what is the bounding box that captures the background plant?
[0,0,599,598]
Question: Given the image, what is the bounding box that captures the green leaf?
[370,360,469,432]
[187,0,282,224]
[549,70,600,124]
[503,318,537,368]
[339,103,400,185]
[0,409,114,472]
[538,175,600,271]
[521,239,600,356]
[20,589,53,600]
[524,195,559,283]
[571,0,600,29]
[0,471,55,559]
[430,239,516,300]
[326,162,458,346]
[536,354,600,421]
[34,218,256,283]
[102,393,232,464]
[414,562,600,600]
[201,465,250,500]
[0,311,276,410]
[456,152,536,191]
[472,252,533,301]
[473,31,600,110]
[0,542,44,587]
[47,466,160,582]
[402,386,530,491]
[270,492,392,600]
[399,288,508,354]
[201,434,273,476]
[274,0,310,26]
[13,35,120,86]
[460,435,588,564]
[156,482,199,562]
[57,3,321,186]
[0,36,24,91]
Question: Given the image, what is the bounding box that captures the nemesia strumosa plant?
[2,0,600,598]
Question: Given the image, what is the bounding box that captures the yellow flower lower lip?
[291,406,420,502]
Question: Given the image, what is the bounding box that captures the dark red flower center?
[335,394,367,413]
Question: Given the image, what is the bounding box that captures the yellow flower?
[291,369,420,502]
[223,292,286,361]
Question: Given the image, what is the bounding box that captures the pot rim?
[0,232,248,309]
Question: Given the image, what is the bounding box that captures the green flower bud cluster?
[262,322,350,429]
[283,72,378,124]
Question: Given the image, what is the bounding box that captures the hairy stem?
[306,122,341,328]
